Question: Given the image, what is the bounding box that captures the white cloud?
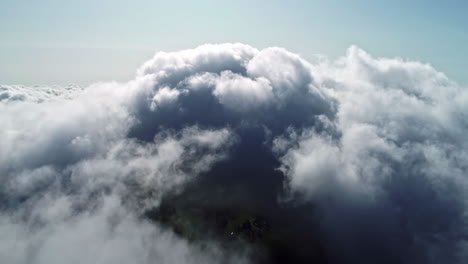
[0,59,239,264]
[213,71,273,111]
[0,123,238,263]
[151,87,181,110]
[0,84,82,103]
[2,43,468,263]
[137,43,258,85]
[0,195,248,264]
[247,47,312,92]
[277,46,468,263]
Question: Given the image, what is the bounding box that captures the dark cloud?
[1,43,467,263]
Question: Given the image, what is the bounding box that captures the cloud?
[0,74,241,263]
[151,87,181,110]
[213,71,273,111]
[277,46,468,263]
[0,123,240,264]
[1,43,468,263]
[0,84,82,103]
[0,195,248,264]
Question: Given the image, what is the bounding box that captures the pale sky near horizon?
[1,0,467,86]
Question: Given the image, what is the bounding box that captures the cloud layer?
[1,43,468,263]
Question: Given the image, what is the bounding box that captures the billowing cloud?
[1,43,468,264]
[277,46,468,263]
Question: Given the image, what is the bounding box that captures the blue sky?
[1,0,467,86]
